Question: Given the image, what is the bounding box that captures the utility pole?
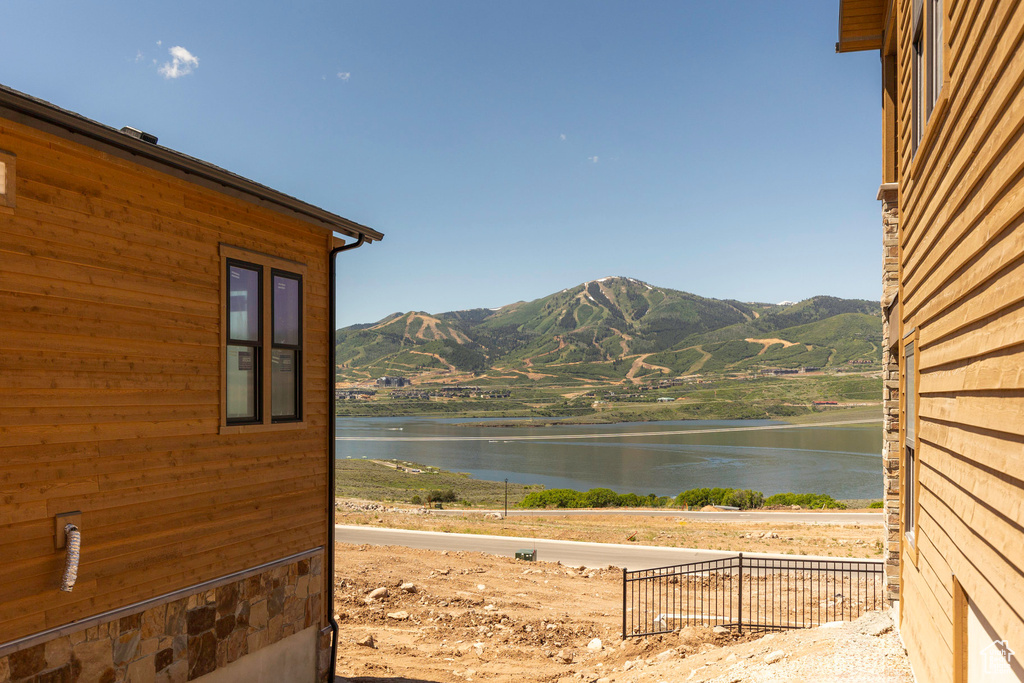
[504,478,508,518]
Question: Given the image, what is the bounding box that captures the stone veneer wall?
[880,185,900,606]
[0,552,332,683]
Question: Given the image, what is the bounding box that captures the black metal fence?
[622,553,884,638]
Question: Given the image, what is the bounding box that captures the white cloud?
[156,40,162,46]
[560,133,566,141]
[588,156,599,163]
[158,46,199,79]
[337,72,351,81]
[135,50,144,62]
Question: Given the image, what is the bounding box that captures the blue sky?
[1,1,881,327]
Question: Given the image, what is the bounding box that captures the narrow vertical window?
[227,261,262,423]
[903,340,916,546]
[271,271,302,420]
[912,0,943,159]
[911,0,925,156]
[927,0,944,117]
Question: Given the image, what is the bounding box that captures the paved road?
[335,525,880,570]
[428,509,882,525]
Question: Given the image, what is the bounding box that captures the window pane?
[271,349,298,418]
[229,265,260,341]
[905,344,916,443]
[273,275,300,346]
[905,446,916,544]
[227,345,257,420]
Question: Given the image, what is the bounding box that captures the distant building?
[336,388,376,400]
[392,390,430,400]
[376,376,410,388]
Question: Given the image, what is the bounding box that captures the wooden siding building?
[0,84,382,682]
[839,1,1024,681]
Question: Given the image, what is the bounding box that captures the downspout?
[327,233,365,680]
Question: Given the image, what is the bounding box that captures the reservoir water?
[335,417,884,500]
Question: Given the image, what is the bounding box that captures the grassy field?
[336,372,883,425]
[335,458,543,506]
[336,459,882,512]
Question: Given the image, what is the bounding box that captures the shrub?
[518,487,668,509]
[410,495,422,505]
[764,492,847,509]
[582,488,621,508]
[518,489,585,509]
[617,493,645,507]
[673,487,764,510]
[868,500,884,509]
[728,489,765,509]
[426,488,458,503]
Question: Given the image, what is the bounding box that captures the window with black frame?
[911,3,924,155]
[227,261,262,423]
[928,0,943,117]
[271,271,302,421]
[911,0,944,158]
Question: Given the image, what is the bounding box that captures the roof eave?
[0,83,383,243]
[836,0,886,53]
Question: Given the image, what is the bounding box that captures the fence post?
[737,553,743,634]
[622,567,627,640]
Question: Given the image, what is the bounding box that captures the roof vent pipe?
[120,126,158,144]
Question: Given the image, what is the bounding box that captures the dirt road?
[335,505,885,559]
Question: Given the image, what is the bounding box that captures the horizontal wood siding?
[838,0,886,51]
[0,118,331,644]
[895,0,1024,678]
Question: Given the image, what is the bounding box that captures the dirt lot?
[332,545,911,683]
[335,503,885,559]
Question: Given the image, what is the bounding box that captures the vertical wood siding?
[894,0,1024,679]
[0,119,330,644]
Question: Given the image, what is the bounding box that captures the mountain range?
[335,277,881,385]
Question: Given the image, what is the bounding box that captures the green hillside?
[335,277,881,384]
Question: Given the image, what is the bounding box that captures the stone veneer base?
[189,626,316,683]
[879,185,900,606]
[0,550,332,683]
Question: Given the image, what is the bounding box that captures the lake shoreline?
[334,457,881,511]
[335,414,884,500]
[456,406,881,429]
[336,404,882,430]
